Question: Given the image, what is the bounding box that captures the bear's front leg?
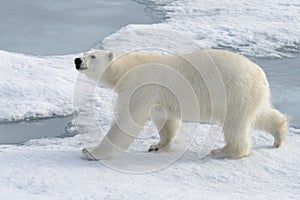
[82,147,101,160]
[149,118,181,152]
[82,120,143,160]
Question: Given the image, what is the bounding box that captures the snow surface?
[104,0,300,58]
[1,127,300,199]
[1,0,300,199]
[0,50,77,122]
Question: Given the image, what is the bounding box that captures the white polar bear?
[74,50,288,160]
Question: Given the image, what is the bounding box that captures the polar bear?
[74,50,288,160]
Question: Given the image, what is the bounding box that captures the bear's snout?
[74,58,82,70]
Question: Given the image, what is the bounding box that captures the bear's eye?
[90,55,96,59]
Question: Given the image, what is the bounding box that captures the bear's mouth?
[79,67,88,71]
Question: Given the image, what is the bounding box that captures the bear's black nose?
[74,58,82,70]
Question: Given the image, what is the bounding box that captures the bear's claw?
[82,148,98,160]
[148,145,160,152]
[148,146,160,152]
[148,144,164,152]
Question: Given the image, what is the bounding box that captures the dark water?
[251,56,300,128]
[0,0,162,56]
[0,116,73,144]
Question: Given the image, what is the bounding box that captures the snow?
[1,0,300,198]
[104,0,300,58]
[0,50,77,122]
[1,127,300,199]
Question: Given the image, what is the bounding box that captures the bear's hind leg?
[211,117,252,159]
[253,108,288,148]
[149,118,182,152]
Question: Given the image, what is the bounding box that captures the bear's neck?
[101,53,167,90]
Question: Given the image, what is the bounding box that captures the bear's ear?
[108,51,114,60]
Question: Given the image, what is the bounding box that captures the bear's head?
[74,50,114,81]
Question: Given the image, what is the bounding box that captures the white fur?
[77,50,288,160]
